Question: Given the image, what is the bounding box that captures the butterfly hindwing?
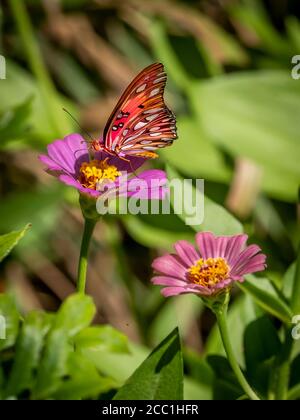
[103,63,177,158]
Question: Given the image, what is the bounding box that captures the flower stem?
[77,218,96,294]
[215,309,260,401]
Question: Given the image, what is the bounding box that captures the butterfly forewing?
[103,63,177,158]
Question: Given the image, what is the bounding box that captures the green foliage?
[238,276,292,324]
[167,165,243,235]
[0,98,32,148]
[0,224,31,263]
[244,317,281,396]
[0,293,128,400]
[74,325,129,353]
[0,294,20,351]
[192,71,300,202]
[114,328,183,400]
[1,0,299,401]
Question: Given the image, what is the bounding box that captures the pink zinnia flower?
[39,133,167,199]
[152,232,267,297]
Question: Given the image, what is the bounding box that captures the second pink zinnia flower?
[151,232,266,297]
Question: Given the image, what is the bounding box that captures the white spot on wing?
[149,132,161,137]
[134,121,147,130]
[144,108,163,114]
[150,88,160,97]
[146,114,159,122]
[136,83,147,93]
[144,146,158,151]
[153,77,166,84]
[141,140,152,145]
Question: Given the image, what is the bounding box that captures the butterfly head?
[90,140,104,152]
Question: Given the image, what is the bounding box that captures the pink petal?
[231,244,262,270]
[174,240,199,267]
[39,154,63,171]
[196,232,217,259]
[212,277,234,290]
[214,236,231,258]
[152,254,187,280]
[151,276,189,287]
[224,234,248,265]
[126,170,168,200]
[47,134,88,175]
[232,261,266,277]
[161,287,189,297]
[59,174,100,197]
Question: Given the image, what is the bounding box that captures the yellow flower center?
[79,158,121,190]
[187,257,230,287]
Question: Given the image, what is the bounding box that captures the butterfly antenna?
[62,108,94,142]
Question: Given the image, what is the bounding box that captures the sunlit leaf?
[0,294,20,351]
[238,276,292,324]
[74,325,129,354]
[114,328,183,400]
[5,311,53,397]
[0,224,31,263]
[167,165,243,235]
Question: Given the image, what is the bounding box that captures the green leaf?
[291,245,300,315]
[149,294,203,345]
[288,383,300,401]
[184,377,212,400]
[84,339,201,400]
[282,263,295,301]
[0,187,63,253]
[160,116,230,182]
[0,98,32,147]
[0,60,75,145]
[244,316,281,395]
[290,354,300,389]
[167,165,243,235]
[114,328,183,400]
[229,2,290,57]
[192,71,300,201]
[286,16,300,51]
[238,276,292,324]
[53,352,116,400]
[122,213,194,250]
[32,294,96,399]
[207,355,243,400]
[54,293,96,338]
[74,325,129,354]
[0,364,4,392]
[32,328,70,399]
[0,224,31,263]
[184,349,213,400]
[0,294,20,351]
[5,311,53,397]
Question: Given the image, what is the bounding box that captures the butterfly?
[90,63,177,162]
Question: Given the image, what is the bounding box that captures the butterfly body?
[89,63,177,161]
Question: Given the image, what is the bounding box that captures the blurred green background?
[0,0,300,399]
